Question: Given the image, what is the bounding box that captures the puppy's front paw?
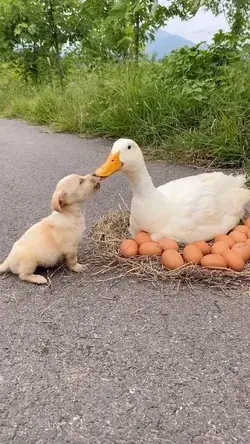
[36,275,48,285]
[20,274,48,285]
[70,263,85,273]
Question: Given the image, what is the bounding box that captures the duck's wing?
[157,173,211,204]
[157,172,247,198]
[156,172,249,219]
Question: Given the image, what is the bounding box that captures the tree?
[0,0,85,83]
[79,0,198,63]
[108,0,163,61]
[1,0,249,82]
[195,0,250,37]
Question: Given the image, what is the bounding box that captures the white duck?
[95,139,250,244]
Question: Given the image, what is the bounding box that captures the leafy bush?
[1,34,250,167]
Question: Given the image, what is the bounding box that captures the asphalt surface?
[1,119,250,444]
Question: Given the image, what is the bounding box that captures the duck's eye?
[128,145,131,150]
[79,178,85,185]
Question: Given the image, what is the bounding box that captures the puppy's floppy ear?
[51,190,67,213]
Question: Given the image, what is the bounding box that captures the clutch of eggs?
[119,219,250,271]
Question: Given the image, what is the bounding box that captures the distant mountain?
[146,29,195,59]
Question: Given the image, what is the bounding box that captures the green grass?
[1,56,250,167]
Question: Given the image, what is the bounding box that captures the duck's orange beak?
[95,152,122,178]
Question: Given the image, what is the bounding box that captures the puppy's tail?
[0,259,9,273]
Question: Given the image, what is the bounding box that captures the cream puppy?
[0,174,100,284]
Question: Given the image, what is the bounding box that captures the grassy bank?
[1,46,250,167]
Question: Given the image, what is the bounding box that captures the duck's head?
[94,138,144,178]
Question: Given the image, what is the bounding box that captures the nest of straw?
[84,210,250,291]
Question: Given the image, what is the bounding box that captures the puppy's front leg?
[20,273,48,285]
[65,251,84,272]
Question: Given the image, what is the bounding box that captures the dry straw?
[84,210,250,292]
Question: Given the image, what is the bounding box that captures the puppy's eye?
[79,178,85,185]
[128,145,131,150]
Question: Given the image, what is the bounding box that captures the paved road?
[1,119,250,444]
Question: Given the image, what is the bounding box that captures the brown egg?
[183,245,203,264]
[201,254,228,269]
[120,239,138,258]
[211,241,229,255]
[157,238,179,251]
[214,234,235,248]
[162,249,184,270]
[231,243,250,262]
[192,241,211,255]
[234,225,249,234]
[229,231,247,244]
[134,231,151,246]
[139,242,162,256]
[244,217,250,228]
[222,249,245,272]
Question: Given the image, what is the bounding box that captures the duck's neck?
[125,162,156,198]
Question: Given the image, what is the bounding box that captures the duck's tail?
[234,188,250,212]
[0,259,9,273]
[230,173,247,188]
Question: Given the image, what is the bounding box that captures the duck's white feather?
[111,139,250,243]
[153,172,249,242]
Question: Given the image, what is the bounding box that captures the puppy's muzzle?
[94,182,101,190]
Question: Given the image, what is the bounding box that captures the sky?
[159,4,230,43]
